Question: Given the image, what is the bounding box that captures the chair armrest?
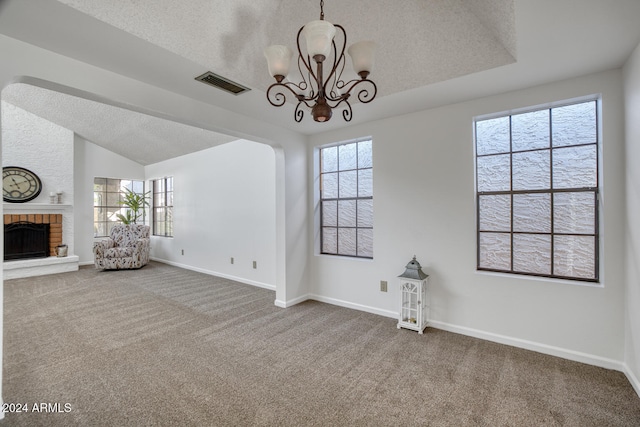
[93,238,116,256]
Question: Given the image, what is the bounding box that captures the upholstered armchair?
[93,224,151,270]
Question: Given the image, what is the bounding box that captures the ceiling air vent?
[195,71,250,95]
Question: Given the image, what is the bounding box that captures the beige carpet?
[2,262,639,426]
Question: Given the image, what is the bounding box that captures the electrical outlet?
[380,280,388,292]
[253,261,257,269]
[231,257,234,264]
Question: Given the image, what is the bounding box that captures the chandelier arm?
[322,25,347,97]
[266,81,305,107]
[294,102,305,122]
[341,102,353,122]
[296,26,318,84]
[340,78,378,104]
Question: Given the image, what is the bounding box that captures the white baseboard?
[150,258,275,291]
[274,294,309,308]
[622,363,640,398]
[428,320,624,372]
[308,294,398,319]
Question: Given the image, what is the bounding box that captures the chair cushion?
[104,247,134,258]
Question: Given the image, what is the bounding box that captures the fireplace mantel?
[3,203,71,212]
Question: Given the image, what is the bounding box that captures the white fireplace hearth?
[4,255,80,280]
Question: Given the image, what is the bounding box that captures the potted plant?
[116,188,150,224]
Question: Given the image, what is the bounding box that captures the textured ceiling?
[2,84,236,166]
[55,0,517,97]
[1,0,640,165]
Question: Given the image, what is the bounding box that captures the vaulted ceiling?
[1,0,640,165]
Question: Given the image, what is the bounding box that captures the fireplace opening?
[4,222,50,261]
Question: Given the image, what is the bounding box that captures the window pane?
[338,228,357,256]
[512,109,550,152]
[322,172,338,199]
[477,154,510,192]
[357,199,373,227]
[131,181,144,193]
[358,169,373,197]
[552,145,597,189]
[512,150,550,191]
[476,117,510,155]
[513,234,551,275]
[93,191,104,207]
[322,146,338,172]
[93,207,106,223]
[358,140,373,168]
[322,228,337,253]
[94,222,106,238]
[339,143,357,170]
[513,193,551,233]
[155,221,166,236]
[106,192,120,206]
[167,191,173,207]
[106,179,119,192]
[554,236,595,279]
[94,177,106,190]
[478,194,511,232]
[322,200,337,226]
[154,193,166,207]
[479,232,511,270]
[338,200,356,227]
[339,171,357,198]
[155,179,165,193]
[357,229,373,258]
[166,177,173,191]
[554,192,595,234]
[552,101,597,147]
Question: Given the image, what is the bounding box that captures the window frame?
[93,177,145,238]
[152,176,174,238]
[474,99,600,282]
[319,138,373,259]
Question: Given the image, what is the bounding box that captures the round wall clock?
[2,166,43,203]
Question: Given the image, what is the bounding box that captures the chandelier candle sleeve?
[264,45,293,81]
[302,20,336,61]
[348,41,375,77]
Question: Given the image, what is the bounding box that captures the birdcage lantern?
[397,256,429,334]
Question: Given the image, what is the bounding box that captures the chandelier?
[263,0,377,123]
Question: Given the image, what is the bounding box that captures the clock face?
[2,166,43,203]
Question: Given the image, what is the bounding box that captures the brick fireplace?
[4,213,63,257]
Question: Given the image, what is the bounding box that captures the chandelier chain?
[320,0,324,20]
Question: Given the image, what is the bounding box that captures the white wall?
[145,139,277,289]
[309,70,627,368]
[623,40,640,393]
[73,135,145,264]
[0,31,309,415]
[1,101,75,254]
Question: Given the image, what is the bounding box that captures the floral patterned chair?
[93,224,151,270]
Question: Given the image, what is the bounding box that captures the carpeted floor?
[2,261,639,426]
